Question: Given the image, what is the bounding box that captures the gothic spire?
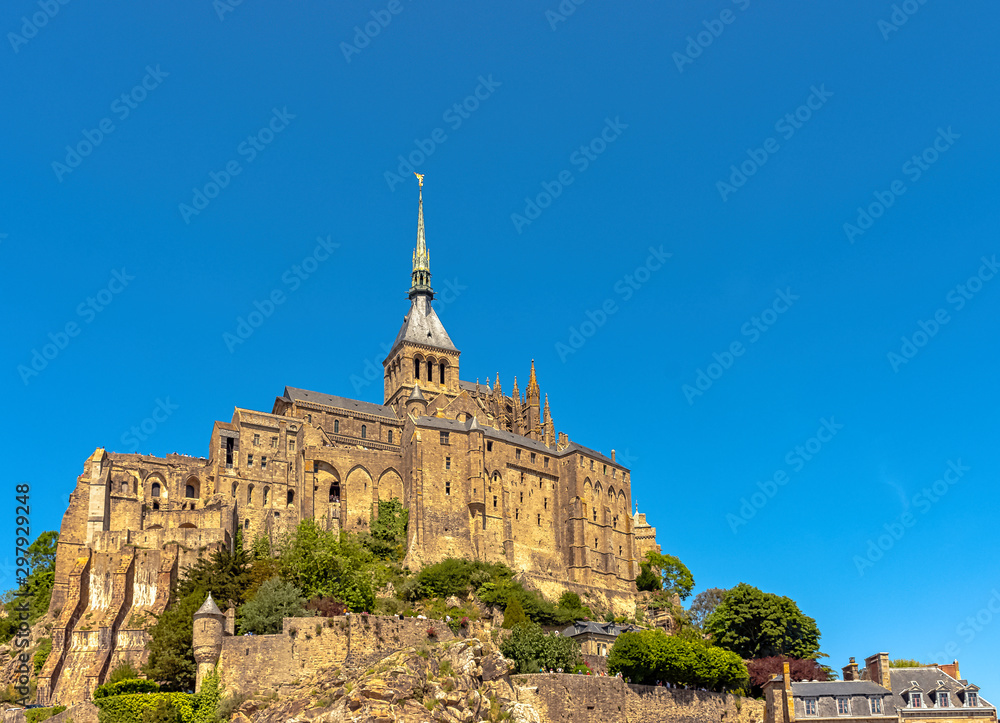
[526,359,540,399]
[409,173,432,298]
[511,375,520,402]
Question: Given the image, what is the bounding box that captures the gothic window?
[361,425,367,439]
[263,487,269,505]
[439,363,446,385]
[329,483,340,503]
[334,419,340,434]
[232,482,237,497]
[247,485,254,504]
[427,360,434,381]
[287,490,294,505]
[388,430,393,443]
[603,464,607,475]
[185,484,195,498]
[414,358,421,379]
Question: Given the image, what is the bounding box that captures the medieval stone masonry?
[36,178,661,706]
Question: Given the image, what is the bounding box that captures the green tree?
[107,660,141,684]
[0,531,59,643]
[635,562,660,592]
[704,582,822,660]
[363,499,409,561]
[890,659,925,668]
[644,552,694,600]
[553,591,591,624]
[277,520,376,611]
[237,577,311,635]
[688,587,727,629]
[502,597,527,628]
[608,629,747,691]
[500,622,581,673]
[145,545,251,690]
[141,697,182,723]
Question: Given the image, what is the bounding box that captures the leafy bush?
[95,693,195,723]
[26,706,66,723]
[406,559,513,601]
[890,659,925,668]
[33,638,52,673]
[94,679,161,699]
[608,629,747,691]
[361,499,409,561]
[502,597,526,629]
[237,577,311,635]
[108,661,142,685]
[500,622,581,674]
[277,520,376,612]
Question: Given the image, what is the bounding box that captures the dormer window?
[803,699,818,716]
[908,692,923,708]
[869,697,884,714]
[937,692,950,708]
[966,693,979,707]
[837,697,850,715]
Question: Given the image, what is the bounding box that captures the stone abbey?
[37,178,660,705]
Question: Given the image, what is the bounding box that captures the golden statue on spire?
[414,172,424,187]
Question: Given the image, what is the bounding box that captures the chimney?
[865,652,891,690]
[612,449,616,462]
[936,660,960,680]
[843,657,859,681]
[782,661,796,723]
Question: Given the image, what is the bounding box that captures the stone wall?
[215,614,494,695]
[512,674,765,723]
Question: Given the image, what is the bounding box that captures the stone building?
[764,655,996,723]
[37,178,660,705]
[558,620,641,658]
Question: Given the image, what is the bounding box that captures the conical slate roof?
[408,385,426,401]
[195,593,223,616]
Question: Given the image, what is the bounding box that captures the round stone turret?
[406,384,427,417]
[192,593,226,692]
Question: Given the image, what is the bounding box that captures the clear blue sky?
[3,0,999,695]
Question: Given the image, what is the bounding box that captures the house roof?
[888,668,992,709]
[283,387,398,420]
[793,681,891,697]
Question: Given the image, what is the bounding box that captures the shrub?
[26,706,66,723]
[426,627,437,638]
[95,692,194,723]
[237,577,311,635]
[306,597,347,617]
[94,679,160,699]
[107,661,142,685]
[500,622,581,674]
[141,698,182,723]
[501,598,526,629]
[33,638,53,674]
[608,629,748,691]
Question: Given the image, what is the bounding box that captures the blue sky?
[3,0,999,695]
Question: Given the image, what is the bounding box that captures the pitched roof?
[559,620,640,638]
[793,681,891,697]
[391,295,457,353]
[888,668,992,709]
[284,387,398,420]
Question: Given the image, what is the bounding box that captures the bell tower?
[384,175,461,412]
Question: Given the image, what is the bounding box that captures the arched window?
[263,487,269,505]
[232,482,238,497]
[329,483,340,503]
[151,482,161,498]
[414,358,421,379]
[334,419,340,434]
[287,490,294,505]
[185,485,195,498]
[361,424,367,439]
[247,485,254,505]
[440,363,446,385]
[244,519,250,530]
[121,481,129,493]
